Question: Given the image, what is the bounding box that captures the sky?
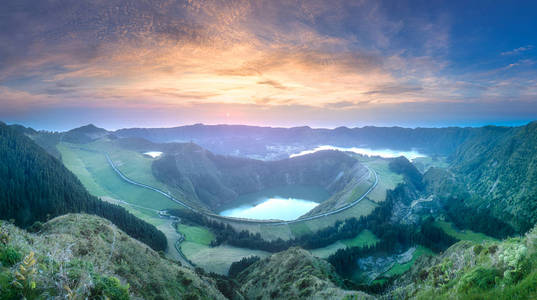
[1,0,537,131]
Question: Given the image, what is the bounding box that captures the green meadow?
[310,230,379,259]
[434,220,496,243]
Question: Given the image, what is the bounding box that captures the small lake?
[218,185,328,221]
[290,145,426,161]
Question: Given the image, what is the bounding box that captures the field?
[177,224,270,275]
[341,229,379,247]
[58,142,183,211]
[382,246,434,278]
[310,230,379,259]
[57,142,184,227]
[178,224,215,245]
[412,156,449,173]
[433,220,496,242]
[183,244,271,275]
[354,156,404,203]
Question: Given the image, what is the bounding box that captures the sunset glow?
[1,1,537,130]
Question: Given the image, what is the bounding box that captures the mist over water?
[290,145,426,161]
[143,151,162,158]
[219,197,319,221]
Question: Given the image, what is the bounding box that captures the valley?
[47,129,393,275]
[3,121,537,299]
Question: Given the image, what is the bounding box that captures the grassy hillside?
[390,225,537,299]
[0,122,167,251]
[236,247,373,299]
[58,142,184,212]
[433,220,496,243]
[0,214,225,299]
[310,230,379,259]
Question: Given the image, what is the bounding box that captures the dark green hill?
[63,124,109,144]
[449,122,537,232]
[0,122,166,251]
[152,144,365,212]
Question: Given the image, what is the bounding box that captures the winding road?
[104,153,378,225]
[92,150,379,267]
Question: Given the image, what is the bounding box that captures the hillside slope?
[0,122,167,251]
[152,144,367,212]
[389,225,537,299]
[0,214,226,299]
[236,247,372,299]
[449,122,537,232]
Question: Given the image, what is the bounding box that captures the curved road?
[105,153,378,225]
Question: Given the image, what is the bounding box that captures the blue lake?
[219,197,319,221]
[218,185,328,220]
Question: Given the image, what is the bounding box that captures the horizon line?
[4,119,535,133]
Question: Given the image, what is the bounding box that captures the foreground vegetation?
[391,226,537,299]
[0,214,225,299]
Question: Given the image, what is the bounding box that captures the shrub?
[0,227,8,245]
[91,275,130,300]
[488,245,498,254]
[228,256,260,277]
[27,221,43,233]
[184,293,199,300]
[181,277,192,286]
[0,246,22,267]
[459,267,502,292]
[12,251,39,299]
[215,278,234,299]
[0,271,17,300]
[473,245,484,255]
[66,259,93,284]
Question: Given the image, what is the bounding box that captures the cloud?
[363,84,423,96]
[2,0,536,129]
[323,100,373,109]
[501,45,534,56]
[257,79,290,90]
[0,0,436,110]
[503,59,536,70]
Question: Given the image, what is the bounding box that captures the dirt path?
[157,220,193,267]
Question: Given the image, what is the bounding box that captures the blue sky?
[1,0,536,130]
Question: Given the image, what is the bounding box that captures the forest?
[0,122,167,251]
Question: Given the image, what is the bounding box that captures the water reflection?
[219,197,318,221]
